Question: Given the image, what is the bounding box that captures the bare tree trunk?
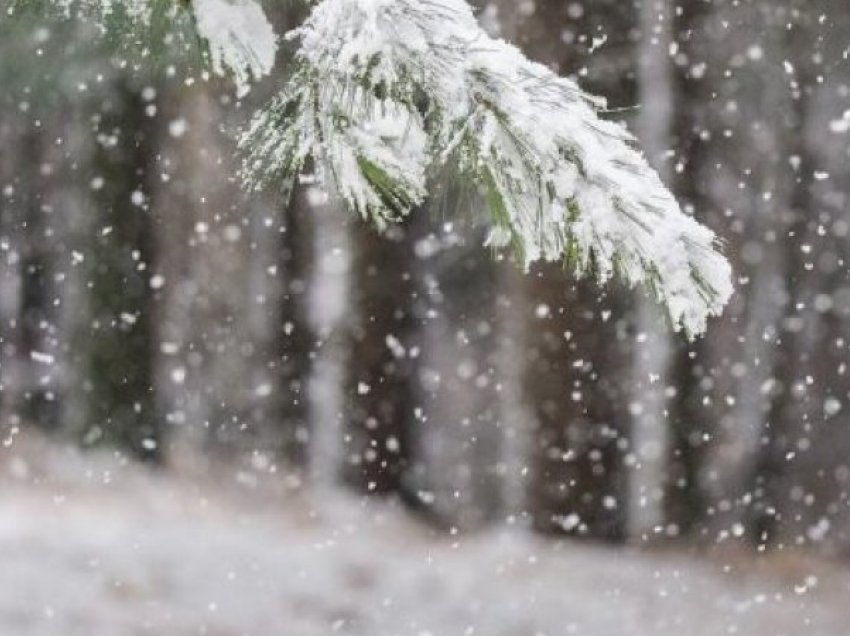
[407,219,503,529]
[80,82,160,460]
[269,188,314,474]
[344,222,416,494]
[629,0,675,542]
[661,0,724,539]
[692,2,795,544]
[306,194,350,489]
[0,28,34,436]
[15,128,63,432]
[751,9,819,548]
[0,115,25,437]
[523,273,632,540]
[494,266,534,524]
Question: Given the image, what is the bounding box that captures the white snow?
[192,0,277,97]
[28,351,55,366]
[1,438,848,636]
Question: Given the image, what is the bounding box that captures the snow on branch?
[240,0,733,336]
[12,0,277,95]
[10,0,732,334]
[192,0,277,96]
[239,0,475,225]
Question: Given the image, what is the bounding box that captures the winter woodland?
[2,0,850,634]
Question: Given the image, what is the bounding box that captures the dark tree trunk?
[519,0,637,542]
[750,10,819,548]
[83,83,160,461]
[663,0,726,539]
[272,186,315,471]
[17,128,61,431]
[344,222,417,494]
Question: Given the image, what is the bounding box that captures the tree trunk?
[629,0,675,542]
[344,222,417,494]
[82,82,159,460]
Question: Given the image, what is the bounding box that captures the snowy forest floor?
[2,436,850,636]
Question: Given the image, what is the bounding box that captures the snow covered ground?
[2,439,849,636]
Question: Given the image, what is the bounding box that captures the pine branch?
[240,0,733,336]
[191,0,277,96]
[5,0,733,335]
[6,0,188,45]
[4,0,277,92]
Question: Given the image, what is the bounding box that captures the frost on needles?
[13,0,733,337]
[239,0,733,337]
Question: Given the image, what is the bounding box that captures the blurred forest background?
[3,0,850,560]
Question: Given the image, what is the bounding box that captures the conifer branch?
[5,0,733,335]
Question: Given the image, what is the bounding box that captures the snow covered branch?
[8,0,732,335]
[8,0,278,95]
[191,0,277,96]
[240,0,733,335]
